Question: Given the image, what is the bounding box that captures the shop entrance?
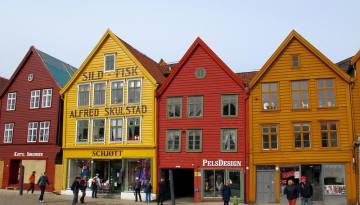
[92,160,123,193]
[301,165,322,201]
[8,160,21,185]
[162,169,194,199]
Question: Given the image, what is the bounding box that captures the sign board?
[202,159,242,167]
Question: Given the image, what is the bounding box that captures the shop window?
[78,84,90,106]
[204,170,225,197]
[293,123,310,149]
[27,122,38,142]
[166,129,181,152]
[292,54,300,68]
[262,125,278,150]
[67,159,91,188]
[128,79,141,104]
[127,159,151,191]
[167,97,182,118]
[187,96,203,117]
[262,83,279,111]
[110,118,123,143]
[221,128,237,152]
[7,92,16,111]
[127,117,140,142]
[318,79,335,108]
[222,95,238,117]
[321,121,338,147]
[39,121,50,142]
[30,90,40,109]
[111,81,124,104]
[323,165,346,196]
[3,123,14,143]
[292,81,308,109]
[186,129,202,152]
[105,53,116,71]
[77,119,89,143]
[92,119,105,143]
[41,89,52,108]
[93,82,106,105]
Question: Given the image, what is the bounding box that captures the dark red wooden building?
[0,46,76,191]
[157,38,248,202]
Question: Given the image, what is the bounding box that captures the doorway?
[8,160,21,185]
[256,166,275,203]
[162,169,194,199]
[301,165,323,201]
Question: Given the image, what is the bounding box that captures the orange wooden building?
[248,30,356,205]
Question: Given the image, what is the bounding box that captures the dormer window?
[104,53,115,71]
[292,54,300,68]
[195,67,206,79]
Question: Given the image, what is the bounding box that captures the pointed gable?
[249,30,351,89]
[352,50,360,64]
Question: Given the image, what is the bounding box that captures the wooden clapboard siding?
[352,52,360,137]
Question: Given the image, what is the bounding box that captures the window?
[318,79,335,108]
[128,79,141,104]
[167,97,182,118]
[186,129,202,152]
[92,119,105,143]
[166,129,181,152]
[110,81,124,104]
[127,117,140,142]
[78,84,90,106]
[27,122,38,142]
[41,89,52,108]
[222,95,238,116]
[195,67,206,79]
[188,96,203,117]
[110,118,123,143]
[262,83,278,110]
[221,128,237,152]
[294,123,310,149]
[3,123,14,143]
[76,120,89,143]
[7,92,16,111]
[39,121,50,142]
[30,90,40,109]
[262,125,278,150]
[292,81,308,109]
[292,54,299,68]
[105,53,115,71]
[321,121,338,147]
[93,82,106,105]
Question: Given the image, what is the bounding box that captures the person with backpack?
[71,176,81,205]
[300,176,313,205]
[144,179,152,203]
[79,176,87,204]
[27,171,36,194]
[91,174,100,198]
[37,172,49,203]
[284,179,299,205]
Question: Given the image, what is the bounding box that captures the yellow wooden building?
[60,29,164,198]
[248,30,356,205]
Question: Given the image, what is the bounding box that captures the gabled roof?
[336,57,353,73]
[61,29,164,94]
[157,37,245,96]
[352,50,360,64]
[249,30,351,89]
[0,46,76,98]
[236,71,258,85]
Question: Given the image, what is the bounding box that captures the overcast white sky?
[0,0,359,78]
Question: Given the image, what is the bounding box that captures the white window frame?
[3,123,14,143]
[92,118,106,144]
[39,121,50,142]
[110,80,125,105]
[104,53,116,72]
[77,83,91,107]
[109,117,124,143]
[27,122,38,143]
[7,92,16,111]
[76,119,90,144]
[30,90,41,109]
[127,78,142,104]
[125,116,142,143]
[41,89,52,108]
[92,81,107,106]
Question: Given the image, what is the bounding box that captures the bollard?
[19,165,24,195]
[169,169,175,205]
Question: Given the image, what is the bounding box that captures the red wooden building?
[0,46,76,191]
[157,38,248,202]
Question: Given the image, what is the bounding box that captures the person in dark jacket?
[71,176,81,205]
[222,180,231,205]
[284,179,299,205]
[144,179,152,203]
[37,172,49,203]
[134,177,142,202]
[299,176,313,205]
[79,176,87,204]
[157,178,166,205]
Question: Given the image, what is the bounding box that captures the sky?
[0,0,359,78]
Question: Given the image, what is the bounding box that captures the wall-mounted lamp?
[246,166,249,170]
[275,166,279,171]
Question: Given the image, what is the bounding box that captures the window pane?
[303,133,310,148]
[321,132,328,147]
[330,132,337,147]
[167,130,180,151]
[105,54,115,71]
[94,83,106,105]
[127,117,140,141]
[92,119,105,143]
[204,170,215,197]
[111,81,123,104]
[263,135,269,149]
[215,170,225,197]
[110,118,122,142]
[222,95,237,116]
[128,80,141,104]
[271,135,277,149]
[295,133,301,148]
[78,84,90,106]
[188,96,203,117]
[293,92,299,109]
[167,97,182,118]
[222,129,237,151]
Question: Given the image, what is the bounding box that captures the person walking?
[284,179,299,205]
[300,176,313,205]
[157,178,166,205]
[144,179,152,203]
[27,171,36,194]
[222,180,231,205]
[134,177,142,202]
[79,176,87,204]
[37,172,49,203]
[71,176,81,205]
[91,174,100,198]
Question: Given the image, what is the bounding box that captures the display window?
[203,169,242,199]
[126,159,151,191]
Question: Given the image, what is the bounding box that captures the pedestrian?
[71,176,81,205]
[37,172,49,203]
[27,171,36,194]
[79,176,87,204]
[300,176,313,205]
[222,180,231,205]
[91,174,100,198]
[157,178,166,205]
[144,179,152,203]
[284,179,299,205]
[134,177,142,202]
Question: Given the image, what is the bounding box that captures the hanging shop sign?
[92,150,121,158]
[14,152,44,157]
[81,67,138,81]
[202,159,242,167]
[69,105,147,118]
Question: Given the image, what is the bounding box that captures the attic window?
[28,73,34,81]
[105,53,115,71]
[292,54,300,68]
[195,67,206,79]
